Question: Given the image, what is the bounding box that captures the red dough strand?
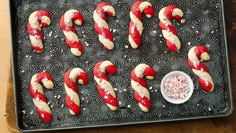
[131,64,156,112]
[60,9,84,56]
[128,0,154,49]
[27,10,51,52]
[64,68,89,115]
[188,46,214,92]
[93,61,118,111]
[29,71,54,122]
[93,2,115,50]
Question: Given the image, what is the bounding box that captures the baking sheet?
[10,0,233,132]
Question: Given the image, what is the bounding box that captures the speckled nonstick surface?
[9,0,232,132]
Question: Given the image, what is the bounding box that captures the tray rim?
[9,0,233,132]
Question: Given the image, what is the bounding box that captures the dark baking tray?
[10,0,233,132]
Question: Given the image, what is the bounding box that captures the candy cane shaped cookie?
[128,0,154,49]
[64,68,89,115]
[29,71,54,122]
[60,9,84,56]
[27,10,51,52]
[93,61,118,111]
[159,5,184,52]
[188,46,214,92]
[93,2,115,50]
[131,64,156,112]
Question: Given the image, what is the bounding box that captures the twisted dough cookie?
[27,10,51,52]
[159,5,183,51]
[29,71,54,122]
[131,64,156,112]
[60,9,84,56]
[128,0,154,49]
[93,2,115,50]
[188,46,214,92]
[64,68,89,115]
[93,61,118,111]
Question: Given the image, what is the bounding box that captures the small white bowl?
[160,71,194,104]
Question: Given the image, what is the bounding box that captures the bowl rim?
[160,71,194,104]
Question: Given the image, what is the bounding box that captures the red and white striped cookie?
[93,2,115,50]
[64,68,89,115]
[27,10,51,52]
[131,64,156,112]
[188,46,214,92]
[93,61,118,111]
[29,71,54,122]
[129,0,154,49]
[60,9,84,56]
[159,5,183,52]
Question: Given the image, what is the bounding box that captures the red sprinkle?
[164,75,190,100]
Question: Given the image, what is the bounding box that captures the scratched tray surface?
[11,0,232,131]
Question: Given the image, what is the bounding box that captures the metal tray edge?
[8,0,24,132]
[220,0,234,116]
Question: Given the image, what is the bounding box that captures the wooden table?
[0,0,12,132]
[1,0,236,132]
